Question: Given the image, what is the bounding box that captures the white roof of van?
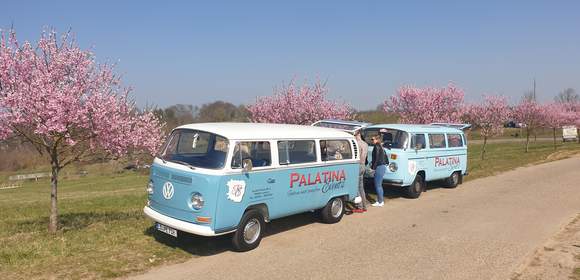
[175,122,354,140]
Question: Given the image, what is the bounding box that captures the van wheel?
[320,197,344,224]
[404,174,423,199]
[232,209,265,252]
[445,171,461,188]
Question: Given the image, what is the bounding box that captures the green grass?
[467,127,565,140]
[0,172,195,279]
[465,141,580,181]
[0,142,579,279]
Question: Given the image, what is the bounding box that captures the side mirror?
[242,159,253,172]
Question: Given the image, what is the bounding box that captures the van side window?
[320,140,353,161]
[411,134,426,149]
[447,134,463,147]
[278,140,316,165]
[232,141,271,169]
[429,134,446,149]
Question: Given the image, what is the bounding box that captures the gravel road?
[127,155,580,280]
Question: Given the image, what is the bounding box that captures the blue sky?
[2,1,579,109]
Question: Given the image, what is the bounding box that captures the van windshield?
[159,129,229,169]
[363,128,409,149]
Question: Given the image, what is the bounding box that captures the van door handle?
[267,178,276,184]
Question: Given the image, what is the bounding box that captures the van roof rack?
[429,123,472,130]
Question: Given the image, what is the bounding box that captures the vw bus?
[144,123,361,251]
[362,123,469,199]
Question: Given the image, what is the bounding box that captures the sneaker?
[353,208,367,213]
[371,202,384,207]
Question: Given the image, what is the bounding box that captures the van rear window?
[278,140,317,165]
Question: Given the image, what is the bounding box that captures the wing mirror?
[242,159,253,172]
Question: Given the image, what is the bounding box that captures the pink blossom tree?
[248,80,353,124]
[512,100,543,152]
[540,103,569,150]
[0,29,164,232]
[464,95,511,159]
[383,83,465,124]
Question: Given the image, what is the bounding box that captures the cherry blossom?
[247,80,353,125]
[464,95,511,159]
[0,29,164,232]
[512,100,543,152]
[383,83,465,124]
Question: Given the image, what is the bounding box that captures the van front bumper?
[144,206,232,237]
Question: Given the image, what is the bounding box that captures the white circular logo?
[162,182,174,200]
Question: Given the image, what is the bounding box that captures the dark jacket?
[371,143,388,170]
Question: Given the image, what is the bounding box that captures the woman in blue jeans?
[370,135,388,207]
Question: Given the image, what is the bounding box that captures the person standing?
[370,135,388,207]
[353,129,369,213]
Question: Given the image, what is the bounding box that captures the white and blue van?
[362,123,469,199]
[144,123,361,251]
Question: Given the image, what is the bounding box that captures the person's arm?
[382,147,389,165]
[371,145,378,170]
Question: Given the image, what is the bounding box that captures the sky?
[1,1,579,110]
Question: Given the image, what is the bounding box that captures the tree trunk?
[525,127,530,153]
[48,160,59,233]
[553,128,557,150]
[480,136,487,160]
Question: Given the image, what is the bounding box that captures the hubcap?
[330,199,343,218]
[243,218,261,244]
[414,180,422,193]
[452,173,459,184]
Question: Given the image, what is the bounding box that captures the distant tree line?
[153,101,249,132]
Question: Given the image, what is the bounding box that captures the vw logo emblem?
[162,182,174,200]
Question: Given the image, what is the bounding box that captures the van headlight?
[147,180,154,194]
[388,162,398,172]
[191,192,204,210]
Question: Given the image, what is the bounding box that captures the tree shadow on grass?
[145,212,319,256]
[15,211,141,233]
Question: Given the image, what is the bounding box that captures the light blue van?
[362,123,469,199]
[144,123,361,251]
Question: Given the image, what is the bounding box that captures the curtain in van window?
[320,140,352,161]
[447,134,463,147]
[429,134,446,148]
[278,140,316,165]
[232,141,272,168]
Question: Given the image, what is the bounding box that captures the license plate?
[155,223,177,237]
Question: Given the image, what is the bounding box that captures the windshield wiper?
[166,159,196,170]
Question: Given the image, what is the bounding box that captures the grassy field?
[0,142,579,279]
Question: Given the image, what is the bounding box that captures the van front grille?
[171,174,192,185]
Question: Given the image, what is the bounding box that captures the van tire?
[404,174,424,199]
[445,171,461,188]
[232,209,265,252]
[320,197,345,224]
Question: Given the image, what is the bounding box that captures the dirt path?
[127,156,580,280]
[512,214,580,280]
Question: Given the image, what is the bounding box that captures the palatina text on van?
[144,123,361,251]
[362,123,470,199]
